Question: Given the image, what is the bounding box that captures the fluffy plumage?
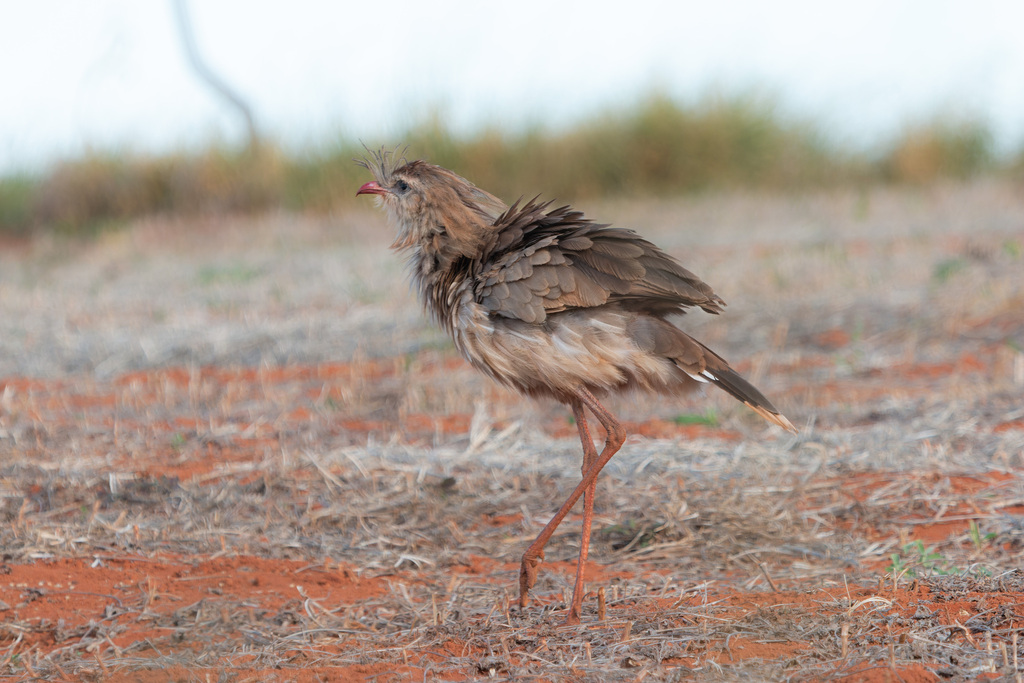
[357,149,795,623]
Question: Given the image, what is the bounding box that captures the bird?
[356,149,796,624]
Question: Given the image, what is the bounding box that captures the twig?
[758,562,779,592]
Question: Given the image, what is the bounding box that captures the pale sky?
[3,1,1024,173]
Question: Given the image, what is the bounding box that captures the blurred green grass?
[0,93,1013,236]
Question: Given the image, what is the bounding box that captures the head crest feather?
[354,145,408,185]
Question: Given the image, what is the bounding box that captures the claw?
[518,550,544,608]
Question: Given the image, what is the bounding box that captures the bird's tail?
[629,316,797,433]
[699,362,797,433]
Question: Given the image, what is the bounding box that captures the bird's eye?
[393,179,410,193]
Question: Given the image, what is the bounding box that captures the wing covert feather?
[474,199,724,323]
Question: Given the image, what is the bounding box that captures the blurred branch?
[171,0,259,149]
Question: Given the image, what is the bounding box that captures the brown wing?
[475,198,725,323]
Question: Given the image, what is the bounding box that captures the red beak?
[356,181,388,197]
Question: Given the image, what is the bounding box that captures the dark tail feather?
[634,318,796,433]
[708,365,797,433]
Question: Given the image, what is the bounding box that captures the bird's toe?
[518,551,544,607]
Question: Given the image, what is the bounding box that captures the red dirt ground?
[2,347,1022,681]
[1,191,1022,680]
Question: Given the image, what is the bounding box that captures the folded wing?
[476,198,725,324]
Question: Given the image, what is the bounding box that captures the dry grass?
[0,93,1013,236]
[1,411,1022,680]
[0,180,1023,680]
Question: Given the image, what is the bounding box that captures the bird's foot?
[561,583,586,625]
[561,609,581,626]
[518,550,544,609]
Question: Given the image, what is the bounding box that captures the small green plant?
[932,257,967,284]
[197,263,262,286]
[886,540,952,577]
[171,432,187,450]
[887,551,909,577]
[968,520,997,552]
[673,409,718,426]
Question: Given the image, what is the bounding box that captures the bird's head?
[357,148,506,256]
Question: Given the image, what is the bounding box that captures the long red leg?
[518,387,625,622]
[566,398,598,623]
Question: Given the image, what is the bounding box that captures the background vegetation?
[0,93,1014,236]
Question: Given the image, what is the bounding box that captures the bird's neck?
[407,238,479,333]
